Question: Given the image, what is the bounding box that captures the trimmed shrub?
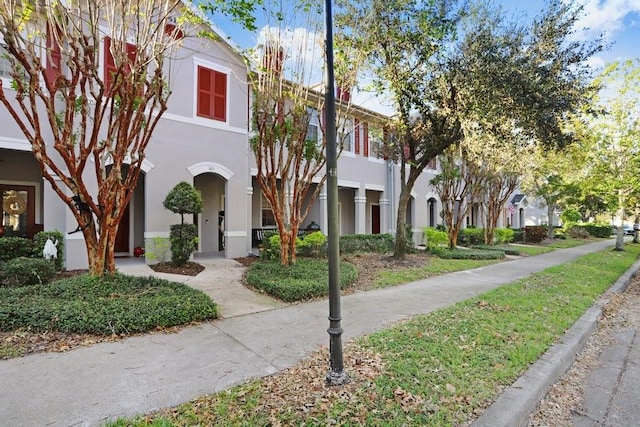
[0,273,218,334]
[523,226,547,243]
[512,229,524,243]
[471,244,521,256]
[33,230,65,271]
[297,231,327,258]
[581,223,613,238]
[431,248,505,260]
[405,224,416,253]
[567,225,590,239]
[0,257,57,287]
[246,259,358,302]
[423,227,448,250]
[459,227,484,246]
[169,223,198,266]
[0,237,34,262]
[339,234,394,254]
[494,228,515,244]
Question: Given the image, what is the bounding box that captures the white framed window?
[261,193,276,227]
[338,118,354,155]
[368,126,385,163]
[0,38,15,86]
[306,107,321,145]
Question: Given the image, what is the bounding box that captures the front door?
[1,184,36,238]
[371,204,381,234]
[114,202,130,254]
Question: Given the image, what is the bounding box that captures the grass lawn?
[109,242,640,426]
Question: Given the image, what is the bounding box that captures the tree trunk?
[634,213,639,244]
[546,201,556,240]
[394,185,411,259]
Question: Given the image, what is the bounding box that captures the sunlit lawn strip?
[545,237,604,249]
[109,244,639,426]
[374,257,499,288]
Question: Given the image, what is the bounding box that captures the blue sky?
[213,0,640,69]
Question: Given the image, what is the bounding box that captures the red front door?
[371,205,381,234]
[114,202,130,254]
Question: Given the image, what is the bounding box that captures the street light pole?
[324,0,349,386]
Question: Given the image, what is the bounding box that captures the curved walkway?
[0,239,622,426]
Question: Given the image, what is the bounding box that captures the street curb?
[472,258,640,427]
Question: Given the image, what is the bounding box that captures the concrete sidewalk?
[0,239,621,426]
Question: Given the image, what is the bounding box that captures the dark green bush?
[0,257,57,287]
[0,273,218,334]
[33,230,65,271]
[169,223,198,266]
[431,248,505,260]
[459,227,484,246]
[0,237,34,261]
[523,226,547,243]
[512,229,524,243]
[246,259,357,302]
[580,223,612,238]
[405,224,416,253]
[470,244,521,256]
[339,234,394,254]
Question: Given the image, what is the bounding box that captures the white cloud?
[570,0,640,40]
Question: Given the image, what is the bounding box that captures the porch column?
[354,188,366,234]
[380,198,391,234]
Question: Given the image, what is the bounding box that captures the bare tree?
[0,0,256,275]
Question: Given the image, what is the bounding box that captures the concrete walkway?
[0,239,623,426]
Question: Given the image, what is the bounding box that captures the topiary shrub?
[0,237,34,262]
[512,229,524,242]
[523,226,547,243]
[423,227,448,250]
[495,228,515,244]
[32,230,65,271]
[169,224,198,266]
[164,182,202,266]
[0,257,57,287]
[471,244,521,256]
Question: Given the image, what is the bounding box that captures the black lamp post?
[324,0,349,386]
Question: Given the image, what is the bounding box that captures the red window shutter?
[197,66,212,118]
[212,70,227,121]
[164,23,184,40]
[45,24,62,86]
[104,37,116,92]
[354,119,360,154]
[197,66,227,121]
[363,122,369,157]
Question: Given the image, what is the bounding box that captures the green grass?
[0,273,218,335]
[246,259,358,302]
[374,257,499,288]
[545,237,601,249]
[109,243,640,426]
[508,244,555,256]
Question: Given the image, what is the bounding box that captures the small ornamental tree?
[163,182,202,266]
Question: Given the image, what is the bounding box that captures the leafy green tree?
[335,0,600,259]
[580,60,640,250]
[0,0,259,276]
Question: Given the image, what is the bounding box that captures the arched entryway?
[427,197,437,227]
[112,167,146,257]
[189,162,233,255]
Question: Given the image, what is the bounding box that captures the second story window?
[0,42,12,80]
[104,36,137,93]
[197,65,227,122]
[338,118,353,153]
[306,107,320,145]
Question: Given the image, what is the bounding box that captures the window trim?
[260,192,276,228]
